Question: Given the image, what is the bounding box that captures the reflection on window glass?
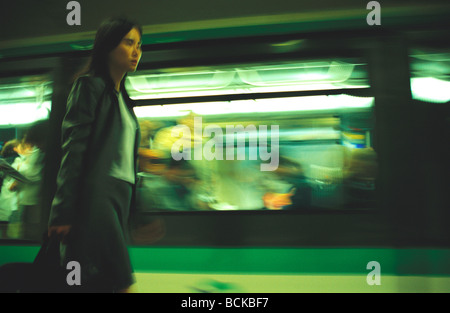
[135,95,377,212]
[0,75,51,240]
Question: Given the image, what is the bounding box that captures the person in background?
[343,147,377,208]
[0,139,21,238]
[8,127,46,241]
[261,156,311,210]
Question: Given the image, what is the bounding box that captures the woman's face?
[108,27,142,74]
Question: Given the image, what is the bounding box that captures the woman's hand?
[48,225,72,243]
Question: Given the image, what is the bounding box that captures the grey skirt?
[62,175,135,292]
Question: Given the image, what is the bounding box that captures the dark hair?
[23,120,49,152]
[80,17,142,86]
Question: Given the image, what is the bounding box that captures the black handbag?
[0,234,68,293]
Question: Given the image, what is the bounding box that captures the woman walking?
[48,17,142,292]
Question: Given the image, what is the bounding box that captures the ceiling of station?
[0,0,449,59]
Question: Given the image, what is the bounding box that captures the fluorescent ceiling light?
[222,127,340,141]
[126,61,368,100]
[410,77,450,103]
[134,95,374,118]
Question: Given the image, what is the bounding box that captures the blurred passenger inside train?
[137,117,200,211]
[137,119,170,173]
[0,139,20,203]
[343,147,377,208]
[192,150,297,211]
[0,139,21,238]
[138,119,164,150]
[261,156,309,210]
[6,124,46,240]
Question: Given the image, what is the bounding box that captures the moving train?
[1,2,449,292]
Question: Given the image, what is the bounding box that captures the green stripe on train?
[1,245,450,276]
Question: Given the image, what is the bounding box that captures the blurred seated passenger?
[208,155,295,211]
[8,127,46,240]
[343,147,377,208]
[137,115,201,211]
[345,147,377,181]
[4,140,29,238]
[260,156,310,210]
[136,158,199,211]
[0,139,20,192]
[0,139,21,238]
[138,119,164,149]
[138,119,181,174]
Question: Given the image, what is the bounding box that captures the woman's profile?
[48,17,142,293]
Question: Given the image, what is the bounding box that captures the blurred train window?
[128,59,377,212]
[0,75,51,240]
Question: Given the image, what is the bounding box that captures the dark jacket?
[49,75,141,226]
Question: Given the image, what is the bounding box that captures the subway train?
[1,3,450,293]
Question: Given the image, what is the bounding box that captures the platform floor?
[133,272,450,293]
